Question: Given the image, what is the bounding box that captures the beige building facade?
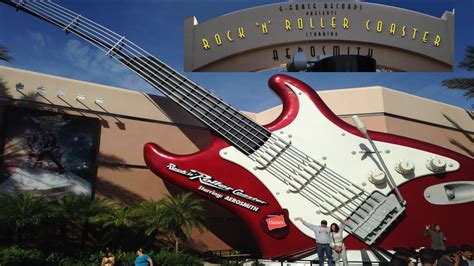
[0,66,472,252]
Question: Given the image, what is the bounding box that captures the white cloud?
[29,31,46,51]
[63,39,155,93]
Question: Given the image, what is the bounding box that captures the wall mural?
[0,106,100,197]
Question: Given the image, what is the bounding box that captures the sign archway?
[184,2,454,72]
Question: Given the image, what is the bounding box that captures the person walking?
[424,224,446,260]
[101,250,115,266]
[330,219,349,266]
[134,248,153,266]
[295,217,334,266]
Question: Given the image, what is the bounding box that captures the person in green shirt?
[330,219,349,266]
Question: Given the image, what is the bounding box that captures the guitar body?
[145,74,474,259]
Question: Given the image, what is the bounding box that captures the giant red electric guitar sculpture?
[4,0,473,260]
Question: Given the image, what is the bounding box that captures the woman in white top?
[330,219,349,266]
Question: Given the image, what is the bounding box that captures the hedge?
[0,246,203,265]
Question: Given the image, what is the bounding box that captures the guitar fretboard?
[6,0,270,154]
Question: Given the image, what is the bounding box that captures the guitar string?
[258,137,367,209]
[256,136,369,210]
[29,2,269,156]
[260,160,368,222]
[25,0,374,216]
[27,0,374,216]
[38,0,366,198]
[249,152,356,219]
[30,2,316,167]
[23,1,375,217]
[264,149,367,215]
[268,137,368,202]
[242,135,367,215]
[38,1,272,150]
[39,1,374,222]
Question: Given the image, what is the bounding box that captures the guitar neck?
[5,0,270,154]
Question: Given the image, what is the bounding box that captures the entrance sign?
[184,2,454,71]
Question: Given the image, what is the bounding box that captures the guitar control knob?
[368,170,386,185]
[426,157,447,172]
[395,160,415,175]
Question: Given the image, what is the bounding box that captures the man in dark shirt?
[460,244,473,266]
[418,248,437,266]
[438,246,461,266]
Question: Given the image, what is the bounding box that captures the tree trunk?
[60,222,67,241]
[14,226,19,242]
[118,228,123,250]
[175,234,179,253]
[81,223,87,248]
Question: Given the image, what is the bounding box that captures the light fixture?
[76,94,86,101]
[36,86,46,95]
[94,97,104,105]
[15,83,24,91]
[57,90,66,98]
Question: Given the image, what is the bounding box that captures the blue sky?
[0,0,472,112]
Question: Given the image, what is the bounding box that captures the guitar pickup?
[345,191,406,245]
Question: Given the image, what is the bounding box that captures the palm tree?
[48,194,111,247]
[441,45,474,156]
[91,204,137,250]
[134,200,162,232]
[0,44,12,62]
[144,193,206,252]
[0,192,48,242]
[0,44,12,98]
[49,194,88,237]
[443,46,474,99]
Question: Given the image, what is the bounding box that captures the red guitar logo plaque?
[266,215,287,231]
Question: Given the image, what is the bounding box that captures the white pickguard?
[219,82,460,241]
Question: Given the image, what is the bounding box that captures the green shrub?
[151,250,203,266]
[111,250,136,266]
[0,246,203,266]
[46,252,98,266]
[45,252,67,265]
[0,246,45,266]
